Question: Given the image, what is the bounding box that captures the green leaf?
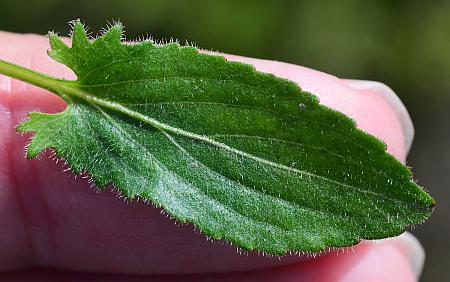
[0,20,434,255]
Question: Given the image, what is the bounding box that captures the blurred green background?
[0,0,448,281]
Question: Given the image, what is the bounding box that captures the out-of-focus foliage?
[0,1,448,281]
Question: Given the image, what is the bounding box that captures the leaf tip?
[99,19,125,44]
[425,193,436,208]
[69,19,90,49]
[15,118,32,133]
[47,32,69,54]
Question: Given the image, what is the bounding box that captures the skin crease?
[0,31,418,281]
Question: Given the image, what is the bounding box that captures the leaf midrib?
[93,102,307,233]
[90,101,393,226]
[58,81,417,207]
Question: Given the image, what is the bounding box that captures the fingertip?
[394,232,425,279]
[343,80,414,156]
[338,237,422,282]
[289,236,422,282]
[188,237,422,282]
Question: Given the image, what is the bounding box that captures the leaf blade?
[16,20,434,254]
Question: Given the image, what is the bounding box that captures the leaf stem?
[0,59,66,95]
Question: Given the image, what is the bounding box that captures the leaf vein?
[93,103,288,232]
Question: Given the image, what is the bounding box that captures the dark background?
[0,0,448,281]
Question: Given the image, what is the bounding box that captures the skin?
[0,32,422,281]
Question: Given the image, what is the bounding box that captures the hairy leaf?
[0,21,434,254]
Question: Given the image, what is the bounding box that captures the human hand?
[0,31,425,281]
